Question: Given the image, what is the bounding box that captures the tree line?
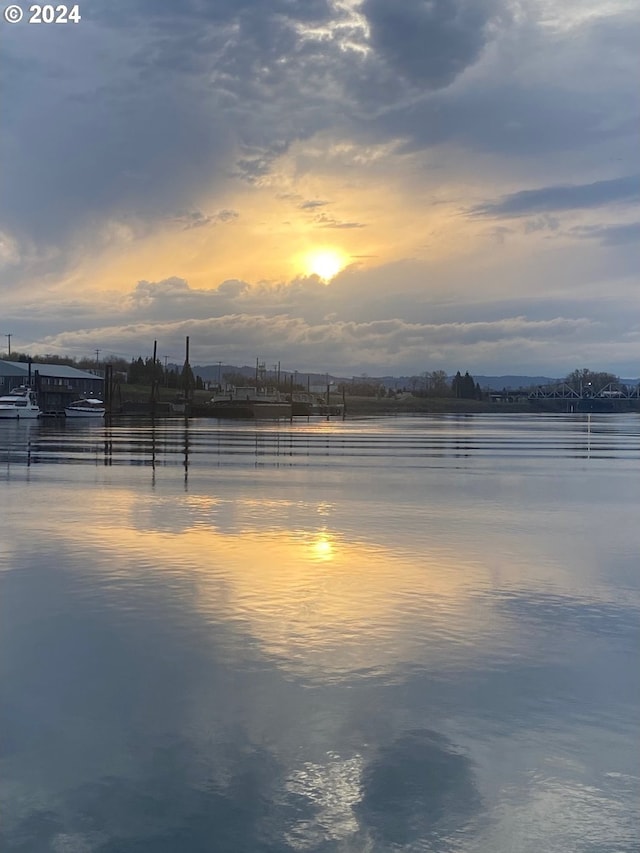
[337,370,483,398]
[1,352,629,397]
[127,357,203,390]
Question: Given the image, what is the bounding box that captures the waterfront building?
[0,360,103,414]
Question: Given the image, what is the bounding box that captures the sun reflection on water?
[14,483,506,682]
[309,532,334,562]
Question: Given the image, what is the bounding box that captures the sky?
[1,0,639,377]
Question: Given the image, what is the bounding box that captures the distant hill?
[471,375,558,390]
[192,364,333,385]
[377,374,559,391]
[472,375,638,390]
[192,365,638,391]
[378,375,639,391]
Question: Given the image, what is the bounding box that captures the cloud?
[314,213,367,229]
[174,209,239,230]
[2,1,640,377]
[299,200,330,210]
[572,221,640,246]
[1,34,235,243]
[359,5,639,165]
[24,309,607,377]
[0,0,340,245]
[0,230,21,268]
[523,215,560,234]
[362,0,506,89]
[472,175,640,218]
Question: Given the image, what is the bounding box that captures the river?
[1,414,638,852]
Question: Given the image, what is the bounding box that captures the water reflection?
[357,730,481,849]
[1,413,639,475]
[1,416,639,851]
[6,501,504,681]
[309,532,334,562]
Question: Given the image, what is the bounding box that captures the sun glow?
[305,248,346,280]
[310,532,335,562]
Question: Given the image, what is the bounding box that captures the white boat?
[0,386,41,419]
[65,398,106,418]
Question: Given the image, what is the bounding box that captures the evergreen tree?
[452,371,478,399]
[181,362,195,396]
[461,372,476,399]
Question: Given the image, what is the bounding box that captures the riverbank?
[115,385,532,416]
[342,395,532,415]
[112,386,638,417]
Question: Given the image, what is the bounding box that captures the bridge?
[528,382,640,401]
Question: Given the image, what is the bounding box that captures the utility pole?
[95,348,100,367]
[150,340,158,405]
[5,333,11,357]
[163,355,169,386]
[183,336,192,402]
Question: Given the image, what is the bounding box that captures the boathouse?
[0,360,103,414]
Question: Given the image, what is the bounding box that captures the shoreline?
[108,395,639,418]
[104,386,640,417]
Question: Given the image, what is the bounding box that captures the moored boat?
[0,387,41,419]
[289,392,345,417]
[65,398,106,418]
[210,386,292,419]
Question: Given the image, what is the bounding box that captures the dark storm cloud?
[3,0,638,255]
[367,83,636,159]
[472,175,640,218]
[362,0,504,89]
[93,0,332,30]
[355,7,639,162]
[0,0,336,245]
[0,30,233,243]
[0,0,525,252]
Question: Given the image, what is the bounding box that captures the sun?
[305,248,346,281]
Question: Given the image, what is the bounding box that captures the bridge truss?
[528,382,640,400]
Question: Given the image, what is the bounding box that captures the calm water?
[1,414,638,852]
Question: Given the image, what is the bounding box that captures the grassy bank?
[115,385,637,416]
[116,385,530,414]
[342,396,639,416]
[342,395,532,415]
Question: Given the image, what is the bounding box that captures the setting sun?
[305,248,346,280]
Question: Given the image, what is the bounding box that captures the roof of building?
[0,360,103,380]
